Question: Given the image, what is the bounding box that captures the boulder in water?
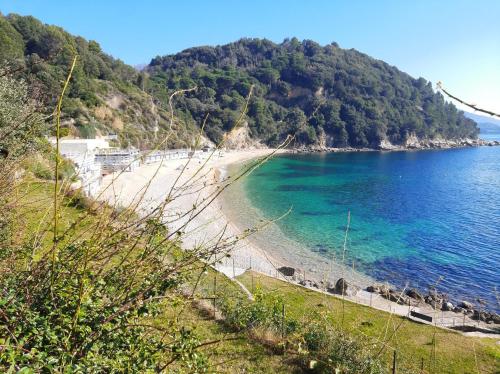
[442,302,454,311]
[366,285,381,293]
[406,288,424,301]
[459,301,473,310]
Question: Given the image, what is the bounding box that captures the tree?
[0,74,44,158]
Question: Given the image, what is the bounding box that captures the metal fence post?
[392,350,397,374]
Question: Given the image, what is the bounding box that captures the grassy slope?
[237,272,500,374]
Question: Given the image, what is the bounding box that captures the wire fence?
[215,253,499,335]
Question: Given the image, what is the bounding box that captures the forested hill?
[0,13,200,148]
[0,13,478,148]
[147,38,478,147]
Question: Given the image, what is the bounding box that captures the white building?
[54,138,111,155]
[143,149,190,164]
[50,138,110,197]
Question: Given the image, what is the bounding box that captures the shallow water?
[239,146,500,310]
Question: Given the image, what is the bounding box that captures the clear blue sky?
[2,0,500,113]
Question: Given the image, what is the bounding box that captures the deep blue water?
[244,145,500,310]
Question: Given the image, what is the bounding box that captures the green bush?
[219,289,385,374]
[30,160,53,180]
[219,288,295,334]
[301,322,385,374]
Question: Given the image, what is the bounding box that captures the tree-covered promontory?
[147,38,478,147]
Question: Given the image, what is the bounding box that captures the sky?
[2,0,500,115]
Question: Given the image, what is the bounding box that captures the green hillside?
[0,13,478,149]
[0,13,199,148]
[146,38,478,147]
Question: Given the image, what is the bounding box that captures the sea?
[227,135,500,311]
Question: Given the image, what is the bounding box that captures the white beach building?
[50,138,110,197]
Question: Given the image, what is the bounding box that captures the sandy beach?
[99,149,289,278]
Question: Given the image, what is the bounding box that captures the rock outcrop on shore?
[365,283,500,326]
[292,137,499,153]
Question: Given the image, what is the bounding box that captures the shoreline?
[98,147,500,335]
[291,136,499,154]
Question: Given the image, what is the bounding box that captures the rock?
[424,295,442,309]
[471,310,488,321]
[326,282,336,293]
[392,291,410,305]
[379,285,390,295]
[442,302,454,311]
[427,288,444,302]
[278,266,295,277]
[334,278,358,296]
[335,278,348,295]
[380,289,407,304]
[429,300,442,310]
[453,306,466,314]
[459,301,473,310]
[491,313,500,324]
[406,288,424,301]
[299,279,320,289]
[366,285,380,293]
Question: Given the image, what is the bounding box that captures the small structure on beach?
[142,148,215,164]
[143,149,190,164]
[95,148,141,174]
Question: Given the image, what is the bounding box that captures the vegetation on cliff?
[0,13,199,148]
[146,38,478,147]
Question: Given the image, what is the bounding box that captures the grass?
[157,297,298,373]
[237,271,500,374]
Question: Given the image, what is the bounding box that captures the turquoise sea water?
[242,144,500,310]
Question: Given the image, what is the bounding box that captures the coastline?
[98,146,500,335]
[292,136,499,154]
